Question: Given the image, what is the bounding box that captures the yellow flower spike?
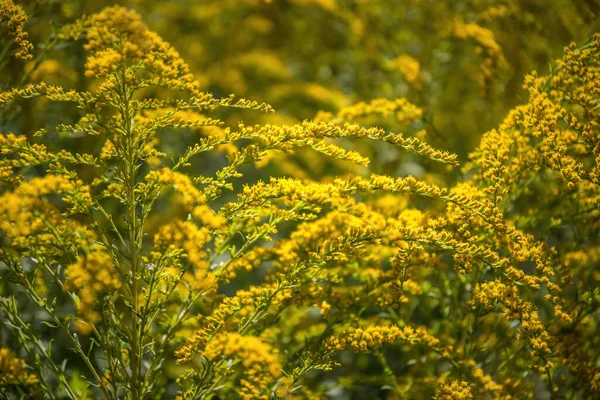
[451,19,507,95]
[434,379,473,400]
[473,280,553,363]
[0,0,33,60]
[324,324,443,353]
[320,97,423,125]
[201,333,282,400]
[0,347,39,389]
[64,249,120,334]
[389,56,422,90]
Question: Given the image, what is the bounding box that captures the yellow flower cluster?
[553,34,600,115]
[202,333,282,400]
[290,0,339,12]
[153,220,211,268]
[230,49,291,81]
[17,174,77,197]
[469,33,600,191]
[229,174,452,219]
[64,249,121,334]
[470,367,507,398]
[562,247,600,284]
[478,3,521,23]
[149,168,206,209]
[0,165,14,185]
[522,73,586,186]
[0,82,83,105]
[271,211,367,266]
[217,247,271,283]
[0,132,98,168]
[473,280,552,369]
[390,55,422,90]
[269,81,346,109]
[235,119,457,166]
[60,6,202,96]
[461,34,600,396]
[151,220,218,294]
[177,283,293,361]
[58,4,279,124]
[434,379,473,400]
[0,174,94,255]
[465,124,528,200]
[318,98,423,125]
[0,0,33,60]
[451,19,506,93]
[324,324,442,353]
[0,347,38,388]
[28,59,76,82]
[147,168,226,230]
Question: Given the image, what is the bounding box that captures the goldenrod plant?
[0,1,598,400]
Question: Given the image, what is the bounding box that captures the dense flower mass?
[0,2,598,400]
[199,333,283,400]
[64,249,122,334]
[0,0,33,60]
[0,347,38,390]
[324,325,443,353]
[434,379,473,400]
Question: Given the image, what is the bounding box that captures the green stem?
[374,349,402,397]
[122,73,141,399]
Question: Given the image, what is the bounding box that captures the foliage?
[0,1,598,400]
